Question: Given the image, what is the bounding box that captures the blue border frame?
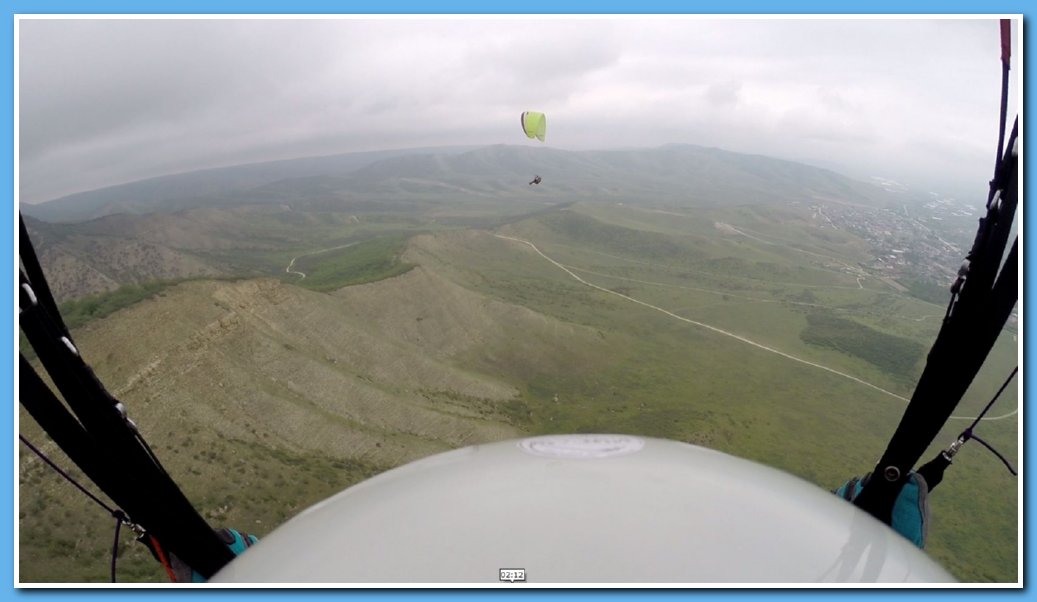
[4,1,1030,600]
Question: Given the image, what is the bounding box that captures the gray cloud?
[18,16,1018,204]
[704,81,742,107]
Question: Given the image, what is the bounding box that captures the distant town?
[812,189,1012,321]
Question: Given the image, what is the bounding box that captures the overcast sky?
[17,16,1020,205]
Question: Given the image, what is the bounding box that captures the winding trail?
[286,257,306,279]
[493,233,1017,422]
[566,265,827,308]
[285,242,359,280]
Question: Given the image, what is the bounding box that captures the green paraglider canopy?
[521,111,546,142]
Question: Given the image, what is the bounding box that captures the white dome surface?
[212,434,955,584]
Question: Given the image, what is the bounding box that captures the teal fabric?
[891,474,929,548]
[186,528,259,582]
[225,528,259,555]
[834,472,929,548]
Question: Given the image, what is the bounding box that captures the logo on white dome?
[518,434,645,459]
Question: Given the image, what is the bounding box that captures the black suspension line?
[852,22,1018,522]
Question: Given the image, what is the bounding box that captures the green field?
[290,235,415,292]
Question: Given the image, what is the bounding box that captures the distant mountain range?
[20,143,906,303]
[21,144,896,223]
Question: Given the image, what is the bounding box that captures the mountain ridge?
[22,144,895,223]
[21,145,483,222]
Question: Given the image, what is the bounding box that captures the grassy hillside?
[18,201,1017,583]
[19,267,603,582]
[404,208,1018,582]
[23,208,447,303]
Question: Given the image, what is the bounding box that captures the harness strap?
[854,129,1017,524]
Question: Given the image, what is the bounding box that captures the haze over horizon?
[19,16,1020,206]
